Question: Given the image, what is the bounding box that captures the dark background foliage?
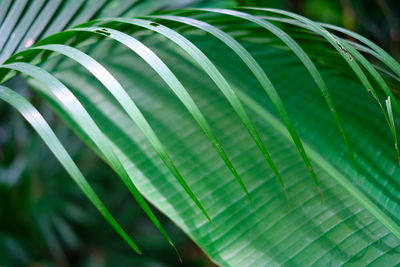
[0,0,398,266]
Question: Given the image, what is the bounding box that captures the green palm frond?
[1,1,400,265]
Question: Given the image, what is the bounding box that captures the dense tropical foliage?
[0,0,399,266]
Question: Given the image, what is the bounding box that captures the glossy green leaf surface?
[1,3,399,266]
[22,28,400,266]
[0,85,141,253]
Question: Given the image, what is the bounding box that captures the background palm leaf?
[1,0,399,266]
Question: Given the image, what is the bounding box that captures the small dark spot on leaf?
[94,28,110,36]
[149,22,160,27]
[347,54,353,61]
[336,41,353,61]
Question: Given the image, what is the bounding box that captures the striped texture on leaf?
[0,2,399,266]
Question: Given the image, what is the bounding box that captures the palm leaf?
[1,1,400,265]
[0,84,141,253]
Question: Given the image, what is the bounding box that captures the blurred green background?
[0,0,398,266]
